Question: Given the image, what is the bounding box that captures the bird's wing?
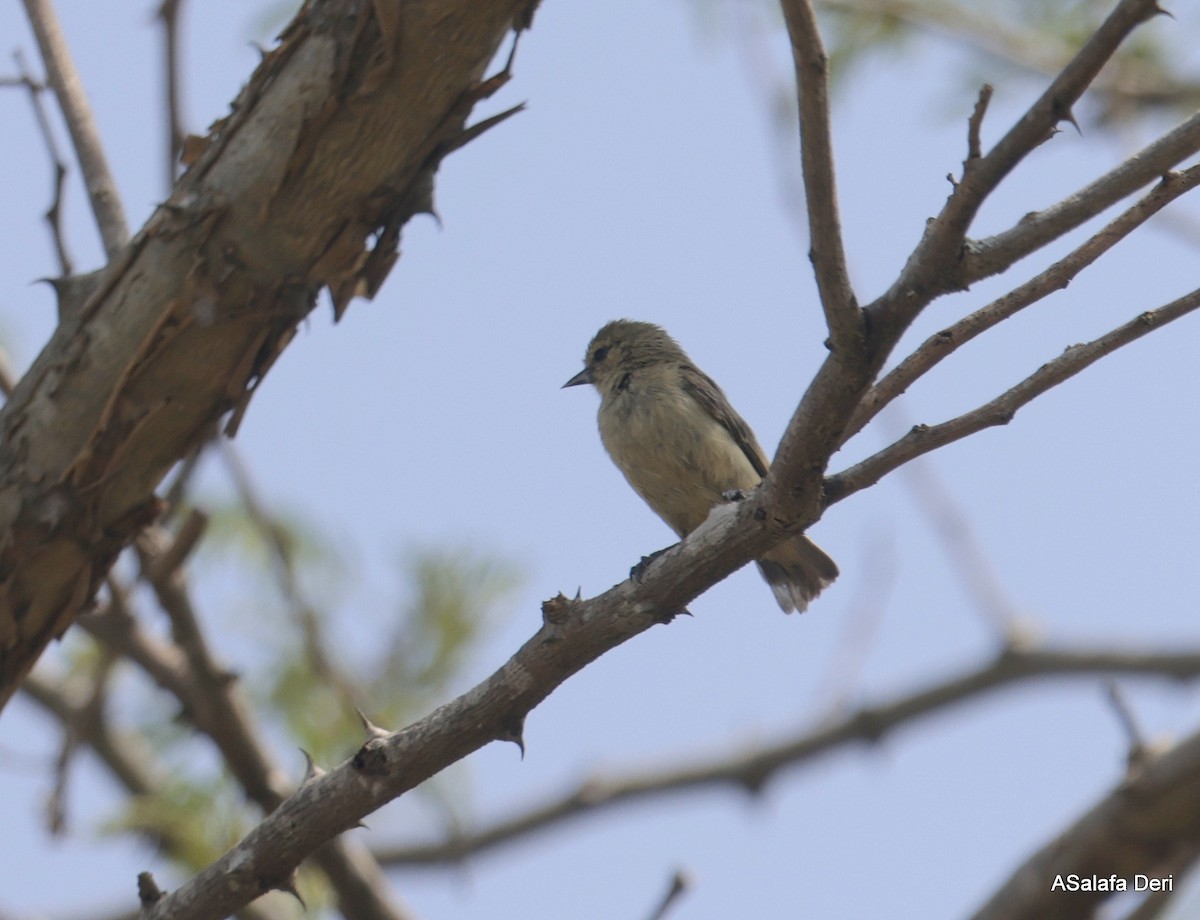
[679,364,770,479]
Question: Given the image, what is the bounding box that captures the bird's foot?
[630,548,668,582]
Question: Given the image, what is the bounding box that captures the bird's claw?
[630,548,668,582]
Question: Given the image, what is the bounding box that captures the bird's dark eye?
[592,346,610,363]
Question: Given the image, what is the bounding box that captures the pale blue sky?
[1,2,1199,919]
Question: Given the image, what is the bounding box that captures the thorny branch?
[844,162,1200,442]
[875,0,1171,333]
[19,675,290,920]
[76,531,418,920]
[826,284,1200,504]
[370,645,1200,867]
[5,1,1200,919]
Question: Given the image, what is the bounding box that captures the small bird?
[564,319,837,613]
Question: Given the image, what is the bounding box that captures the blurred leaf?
[103,775,249,870]
[378,547,522,695]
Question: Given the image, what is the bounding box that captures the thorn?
[1060,107,1081,135]
[655,606,692,625]
[1104,681,1148,771]
[137,871,165,907]
[573,586,582,601]
[300,749,326,785]
[272,873,306,908]
[541,592,575,641]
[440,102,526,158]
[356,708,390,741]
[498,712,527,758]
[1151,4,1174,20]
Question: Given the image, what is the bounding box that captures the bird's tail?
[757,535,839,614]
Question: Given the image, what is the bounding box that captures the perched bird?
[563,319,838,613]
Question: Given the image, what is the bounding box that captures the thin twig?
[877,0,1167,329]
[964,111,1200,284]
[966,83,993,163]
[372,645,1200,868]
[218,440,369,712]
[846,163,1200,443]
[12,49,73,276]
[808,529,896,716]
[20,0,129,259]
[1104,680,1147,766]
[762,0,1161,529]
[827,285,1200,505]
[85,543,417,920]
[898,450,1020,640]
[779,0,860,349]
[18,675,289,920]
[157,0,186,187]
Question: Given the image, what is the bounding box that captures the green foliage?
[104,775,250,871]
[91,495,521,911]
[264,544,522,765]
[694,0,1200,126]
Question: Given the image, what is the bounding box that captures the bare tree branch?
[21,670,161,798]
[20,0,129,258]
[23,673,302,920]
[20,672,299,920]
[4,3,1195,917]
[780,0,861,350]
[0,0,533,712]
[759,0,1164,534]
[134,492,802,920]
[846,162,1200,442]
[79,538,418,920]
[970,726,1200,920]
[371,644,1200,867]
[963,111,1200,285]
[217,441,368,713]
[877,0,1167,330]
[826,285,1200,504]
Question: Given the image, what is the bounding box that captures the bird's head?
[562,319,685,396]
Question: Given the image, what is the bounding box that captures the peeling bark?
[0,0,536,710]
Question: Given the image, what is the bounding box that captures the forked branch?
[827,285,1200,504]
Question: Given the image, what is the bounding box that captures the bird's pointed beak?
[562,367,594,388]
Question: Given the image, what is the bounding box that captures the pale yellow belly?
[598,383,761,536]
